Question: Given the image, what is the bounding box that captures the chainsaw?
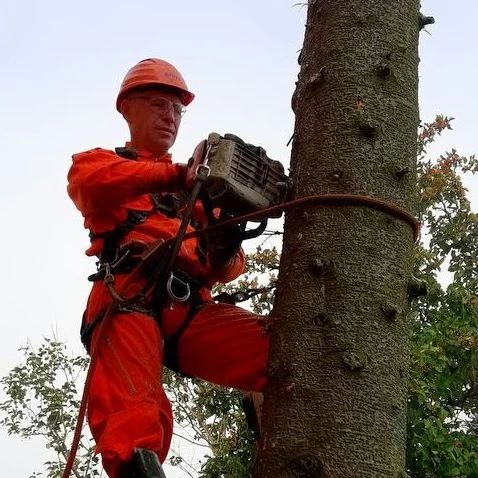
[186,132,288,221]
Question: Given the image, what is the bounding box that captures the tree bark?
[255,1,420,477]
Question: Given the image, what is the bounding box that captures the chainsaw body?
[187,133,288,218]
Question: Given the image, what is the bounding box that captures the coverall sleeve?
[67,148,184,214]
[210,247,246,284]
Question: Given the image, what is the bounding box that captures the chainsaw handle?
[240,218,268,240]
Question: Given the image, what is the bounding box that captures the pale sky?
[0,1,476,477]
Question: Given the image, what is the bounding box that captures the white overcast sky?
[0,1,476,477]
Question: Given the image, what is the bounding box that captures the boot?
[242,391,263,441]
[118,448,167,478]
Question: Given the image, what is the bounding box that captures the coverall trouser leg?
[164,302,269,391]
[86,301,269,478]
[87,311,172,478]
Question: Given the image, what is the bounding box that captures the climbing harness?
[61,139,212,478]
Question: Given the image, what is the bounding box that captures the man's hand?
[183,139,208,190]
[207,217,244,269]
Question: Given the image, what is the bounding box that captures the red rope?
[61,303,117,478]
[182,193,420,241]
[61,193,419,477]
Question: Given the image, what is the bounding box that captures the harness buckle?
[195,163,210,182]
[166,272,191,302]
[104,262,114,284]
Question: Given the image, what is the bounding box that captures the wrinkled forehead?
[126,85,183,104]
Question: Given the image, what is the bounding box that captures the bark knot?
[308,66,327,86]
[312,312,329,326]
[395,167,411,178]
[281,454,324,478]
[310,258,332,276]
[359,122,379,139]
[377,63,392,79]
[381,302,401,322]
[419,13,435,30]
[342,351,366,371]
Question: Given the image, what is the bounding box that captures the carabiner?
[166,272,191,302]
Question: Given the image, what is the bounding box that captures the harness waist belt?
[88,256,141,281]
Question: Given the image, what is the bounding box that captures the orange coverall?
[67,145,269,477]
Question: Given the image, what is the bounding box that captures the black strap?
[151,192,186,218]
[115,146,138,160]
[118,448,167,478]
[80,302,156,352]
[89,210,150,242]
[91,210,151,263]
[80,309,103,353]
[90,192,187,263]
[163,289,203,375]
[90,240,147,281]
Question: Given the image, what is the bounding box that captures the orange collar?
[124,142,172,163]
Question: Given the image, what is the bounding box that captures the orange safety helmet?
[116,58,195,112]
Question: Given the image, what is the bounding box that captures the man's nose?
[161,106,176,122]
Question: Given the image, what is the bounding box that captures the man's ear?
[120,98,132,122]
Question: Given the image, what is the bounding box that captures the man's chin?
[155,139,176,154]
[157,131,176,143]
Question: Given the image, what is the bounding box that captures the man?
[68,58,269,477]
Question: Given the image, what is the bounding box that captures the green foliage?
[0,338,100,478]
[407,116,478,477]
[162,352,258,477]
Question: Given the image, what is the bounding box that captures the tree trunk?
[255,1,420,477]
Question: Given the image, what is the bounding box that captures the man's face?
[122,89,185,156]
